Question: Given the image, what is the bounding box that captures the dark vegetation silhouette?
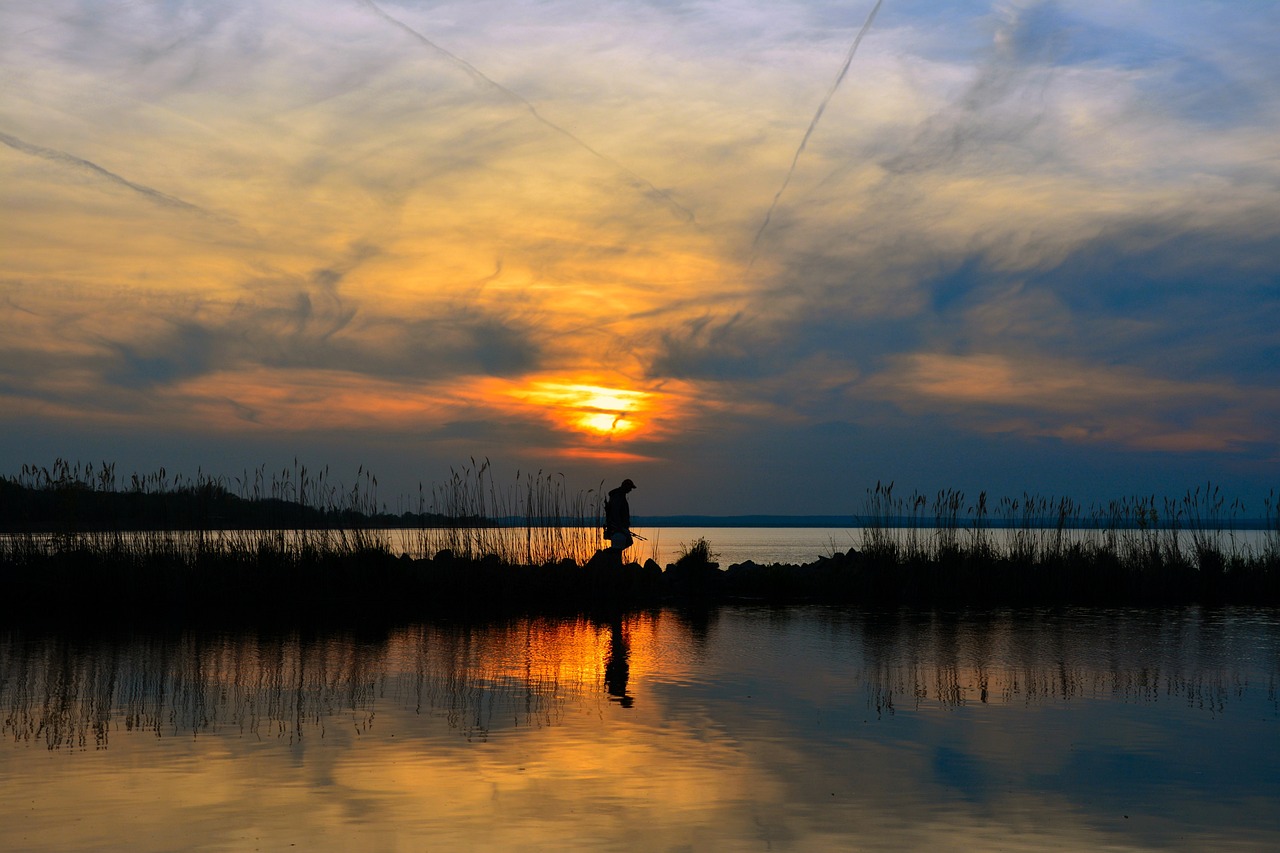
[0,462,443,532]
[721,482,1279,606]
[2,462,1278,629]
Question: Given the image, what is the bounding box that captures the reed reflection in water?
[2,607,1278,851]
[1,620,631,749]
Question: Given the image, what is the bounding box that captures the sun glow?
[522,382,650,437]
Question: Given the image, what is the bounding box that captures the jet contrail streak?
[0,129,214,216]
[359,0,696,225]
[751,0,883,257]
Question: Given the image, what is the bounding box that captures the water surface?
[2,606,1277,851]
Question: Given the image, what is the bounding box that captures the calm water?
[632,527,861,566]
[380,525,1272,567]
[3,606,1278,851]
[370,525,857,565]
[17,526,1270,569]
[630,526,1276,568]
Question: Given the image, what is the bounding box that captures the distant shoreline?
[636,515,1280,530]
[6,515,1278,532]
[6,462,1277,533]
[3,539,1277,632]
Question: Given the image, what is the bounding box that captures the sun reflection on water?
[3,609,1279,851]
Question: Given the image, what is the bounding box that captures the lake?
[13,524,1271,571]
[628,525,1275,568]
[632,527,860,566]
[371,524,1277,567]
[3,604,1277,851]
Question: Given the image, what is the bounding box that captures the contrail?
[359,0,696,225]
[0,129,215,217]
[750,0,883,257]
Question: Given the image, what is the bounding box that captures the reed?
[0,458,634,627]
[410,460,605,566]
[673,537,719,568]
[0,457,610,567]
[2,462,1277,622]
[825,480,1279,606]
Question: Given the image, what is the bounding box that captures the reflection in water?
[1,619,636,748]
[848,608,1276,717]
[604,619,633,708]
[2,609,1275,747]
[2,607,1278,851]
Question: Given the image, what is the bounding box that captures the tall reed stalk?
[2,458,610,570]
[857,480,1269,572]
[408,459,604,564]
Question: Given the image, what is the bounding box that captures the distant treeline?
[0,460,497,533]
[0,477,461,532]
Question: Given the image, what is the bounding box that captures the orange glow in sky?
[518,382,653,439]
[2,0,1278,509]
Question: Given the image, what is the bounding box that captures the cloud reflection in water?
[2,607,1278,850]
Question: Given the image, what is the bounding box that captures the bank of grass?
[2,463,1278,625]
[722,482,1280,605]
[0,459,650,626]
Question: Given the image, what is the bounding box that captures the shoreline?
[3,539,1277,631]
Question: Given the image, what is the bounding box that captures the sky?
[2,0,1278,516]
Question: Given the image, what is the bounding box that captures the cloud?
[133,301,544,386]
[358,0,696,224]
[879,1,1064,177]
[870,351,1279,453]
[646,313,770,382]
[104,322,220,389]
[0,129,223,218]
[751,0,883,256]
[2,0,1278,506]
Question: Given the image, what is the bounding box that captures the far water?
[373,525,855,565]
[39,526,1270,569]
[383,525,1273,566]
[627,526,1275,567]
[3,606,1278,851]
[629,526,860,566]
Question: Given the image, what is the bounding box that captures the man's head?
[621,479,636,491]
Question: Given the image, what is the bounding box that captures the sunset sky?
[3,0,1278,515]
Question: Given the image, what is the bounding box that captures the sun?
[577,411,635,436]
[575,390,641,436]
[521,382,650,438]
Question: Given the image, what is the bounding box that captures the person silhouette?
[604,479,636,554]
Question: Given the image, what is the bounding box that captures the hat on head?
[621,478,636,490]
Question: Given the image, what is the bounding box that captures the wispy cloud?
[751,0,883,257]
[0,129,224,219]
[871,350,1279,453]
[358,0,696,223]
[2,0,1278,506]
